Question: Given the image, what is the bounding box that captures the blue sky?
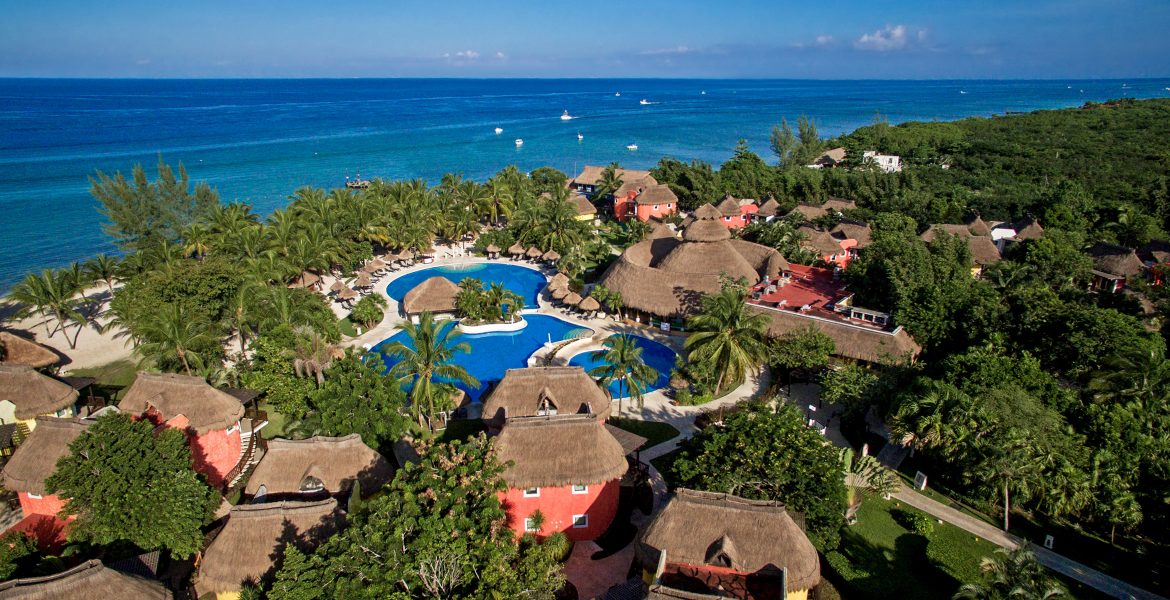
[1,0,1167,78]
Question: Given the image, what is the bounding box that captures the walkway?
[563,541,636,600]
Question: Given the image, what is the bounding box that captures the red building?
[798,225,853,268]
[615,183,680,223]
[1086,241,1147,293]
[714,194,754,229]
[480,366,612,430]
[0,416,89,549]
[492,413,628,542]
[118,372,253,489]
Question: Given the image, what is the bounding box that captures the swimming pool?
[567,335,678,399]
[384,263,548,309]
[371,314,592,402]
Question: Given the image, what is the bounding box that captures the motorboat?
[515,138,523,146]
[495,127,503,134]
[560,110,574,121]
[639,99,653,105]
[577,132,584,141]
[626,142,638,151]
[615,91,621,96]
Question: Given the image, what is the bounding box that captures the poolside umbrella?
[551,287,570,301]
[399,250,415,262]
[508,242,525,256]
[549,273,570,288]
[548,280,568,293]
[541,250,560,262]
[526,246,542,259]
[369,258,387,269]
[563,292,583,307]
[355,273,373,288]
[337,287,359,301]
[486,243,501,257]
[578,296,600,313]
[329,280,346,293]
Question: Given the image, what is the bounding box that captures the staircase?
[224,417,267,491]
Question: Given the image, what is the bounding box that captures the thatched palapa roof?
[542,250,561,262]
[549,273,570,288]
[1,417,91,496]
[508,243,526,256]
[692,204,722,221]
[1087,241,1145,278]
[966,236,1002,266]
[288,271,321,289]
[0,332,60,369]
[244,435,393,497]
[329,280,345,293]
[0,365,78,420]
[0,559,170,599]
[526,246,543,258]
[551,287,569,300]
[831,220,873,248]
[639,489,820,592]
[118,372,244,434]
[632,184,679,206]
[571,166,656,188]
[354,273,373,288]
[493,414,627,489]
[562,292,583,306]
[578,296,601,312]
[486,243,501,254]
[756,196,781,217]
[337,287,358,301]
[798,226,844,256]
[196,499,342,597]
[715,194,742,217]
[569,194,597,216]
[751,306,920,364]
[401,276,460,315]
[1012,216,1045,240]
[481,367,611,425]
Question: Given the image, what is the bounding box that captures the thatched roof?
[401,276,460,315]
[578,296,601,312]
[798,226,844,256]
[752,306,920,364]
[0,332,60,369]
[604,423,647,455]
[354,273,373,288]
[481,367,611,425]
[569,194,597,216]
[288,271,321,289]
[682,219,731,243]
[0,365,78,420]
[368,258,387,269]
[964,213,993,236]
[542,250,561,262]
[563,292,583,306]
[550,273,570,288]
[1,417,91,496]
[920,223,974,242]
[647,585,724,600]
[966,236,1002,266]
[1087,242,1145,278]
[715,195,742,217]
[329,280,345,293]
[493,414,627,489]
[634,184,679,206]
[639,489,820,592]
[756,197,781,217]
[508,242,525,255]
[244,435,393,497]
[0,559,170,599]
[118,372,244,434]
[648,222,678,240]
[571,166,656,187]
[1140,240,1170,264]
[823,198,857,212]
[785,204,827,222]
[337,287,358,301]
[597,236,787,318]
[526,246,543,258]
[486,243,502,253]
[831,220,873,249]
[196,499,343,597]
[1012,216,1045,240]
[692,204,722,221]
[811,147,847,167]
[551,287,569,300]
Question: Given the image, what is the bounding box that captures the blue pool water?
[371,313,592,402]
[384,263,547,309]
[568,335,678,399]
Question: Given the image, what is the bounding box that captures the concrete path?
[563,540,636,600]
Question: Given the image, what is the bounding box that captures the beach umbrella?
[541,250,561,262]
[563,292,583,306]
[508,243,525,256]
[329,280,345,293]
[551,287,570,300]
[550,273,570,288]
[337,287,359,301]
[369,258,387,269]
[547,280,567,293]
[578,296,600,312]
[355,273,373,288]
[486,243,501,255]
[525,246,542,259]
[398,250,415,262]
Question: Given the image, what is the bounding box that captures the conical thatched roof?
[715,194,742,217]
[398,249,415,261]
[1,417,91,496]
[288,271,321,289]
[682,219,732,243]
[493,414,627,489]
[966,236,1002,266]
[244,434,393,497]
[964,212,993,236]
[119,372,244,434]
[692,204,722,221]
[659,240,759,283]
[195,499,343,598]
[0,365,78,420]
[508,243,525,256]
[831,220,873,248]
[578,296,601,312]
[401,276,460,315]
[798,225,845,256]
[569,194,597,216]
[551,287,569,300]
[549,273,570,288]
[525,246,543,258]
[0,559,170,599]
[1087,241,1145,277]
[354,273,373,288]
[329,280,345,293]
[542,250,561,262]
[0,332,60,369]
[1013,216,1045,240]
[486,243,502,254]
[369,258,386,270]
[756,197,781,217]
[639,489,820,592]
[481,367,611,426]
[337,287,359,301]
[562,292,583,306]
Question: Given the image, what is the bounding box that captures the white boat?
[639,99,653,105]
[615,92,621,96]
[626,142,638,151]
[494,127,503,134]
[577,132,584,141]
[560,110,574,121]
[701,90,706,95]
[960,90,967,95]
[515,138,523,147]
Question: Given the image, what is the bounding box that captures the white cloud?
[455,50,479,60]
[495,51,506,59]
[639,45,692,56]
[815,35,834,46]
[854,25,912,51]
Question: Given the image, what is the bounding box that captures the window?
[572,514,589,528]
[653,204,660,210]
[26,493,42,500]
[668,203,673,209]
[523,487,540,498]
[571,484,588,495]
[525,517,541,532]
[724,216,731,221]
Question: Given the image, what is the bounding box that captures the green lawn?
[338,316,359,337]
[607,417,680,450]
[66,358,139,387]
[258,400,289,439]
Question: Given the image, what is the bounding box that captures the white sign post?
[914,471,928,491]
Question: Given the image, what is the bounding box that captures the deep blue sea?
[2,78,1169,292]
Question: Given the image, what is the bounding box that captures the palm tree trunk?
[178,348,192,376]
[619,380,625,416]
[1003,480,1011,531]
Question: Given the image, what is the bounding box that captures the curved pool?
[384,263,547,309]
[568,335,678,399]
[371,314,592,402]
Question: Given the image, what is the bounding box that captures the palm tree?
[133,303,216,375]
[84,254,120,297]
[954,547,1065,600]
[180,223,211,259]
[9,269,85,345]
[973,429,1044,531]
[887,381,975,454]
[1089,346,1170,437]
[290,329,339,387]
[382,312,480,432]
[588,335,658,415]
[483,283,523,323]
[593,162,624,201]
[684,284,770,395]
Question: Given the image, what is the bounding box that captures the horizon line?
[1,75,1168,82]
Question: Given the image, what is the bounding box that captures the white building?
[862,150,902,173]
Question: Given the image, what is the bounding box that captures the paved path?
[563,540,636,600]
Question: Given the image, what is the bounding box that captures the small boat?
[515,138,523,147]
[701,90,706,95]
[345,174,371,189]
[639,99,653,105]
[959,90,967,95]
[560,110,574,121]
[577,132,584,141]
[615,92,621,96]
[494,127,503,134]
[626,142,638,151]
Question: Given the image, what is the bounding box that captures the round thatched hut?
[401,276,461,317]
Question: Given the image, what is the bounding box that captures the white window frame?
[571,484,588,495]
[523,487,540,498]
[653,204,660,210]
[226,421,240,435]
[572,514,589,529]
[524,517,541,532]
[667,203,673,209]
[26,493,42,500]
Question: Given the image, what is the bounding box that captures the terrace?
[747,265,890,331]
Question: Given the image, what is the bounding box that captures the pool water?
[568,336,678,399]
[384,263,548,309]
[371,314,592,402]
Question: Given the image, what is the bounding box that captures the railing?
[243,407,268,426]
[221,424,267,493]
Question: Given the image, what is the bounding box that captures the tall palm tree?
[954,547,1065,600]
[593,162,624,201]
[888,381,975,455]
[684,284,770,395]
[973,428,1044,531]
[9,269,84,345]
[382,312,480,432]
[1089,346,1170,437]
[180,222,211,259]
[133,303,216,375]
[483,283,523,323]
[83,254,120,297]
[588,334,658,415]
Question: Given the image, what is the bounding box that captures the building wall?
[18,491,68,517]
[190,427,242,488]
[500,479,620,542]
[0,403,75,429]
[660,562,810,600]
[615,196,678,223]
[720,214,750,229]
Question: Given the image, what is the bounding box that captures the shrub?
[350,294,387,330]
[892,508,935,537]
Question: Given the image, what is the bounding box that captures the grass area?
[606,417,680,450]
[338,316,359,337]
[66,358,139,387]
[259,400,289,440]
[437,418,487,443]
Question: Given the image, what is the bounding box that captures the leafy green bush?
[350,294,387,330]
[892,508,936,537]
[824,550,871,581]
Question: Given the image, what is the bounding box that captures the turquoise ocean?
[1,78,1168,291]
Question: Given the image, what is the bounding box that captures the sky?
[1,0,1168,79]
